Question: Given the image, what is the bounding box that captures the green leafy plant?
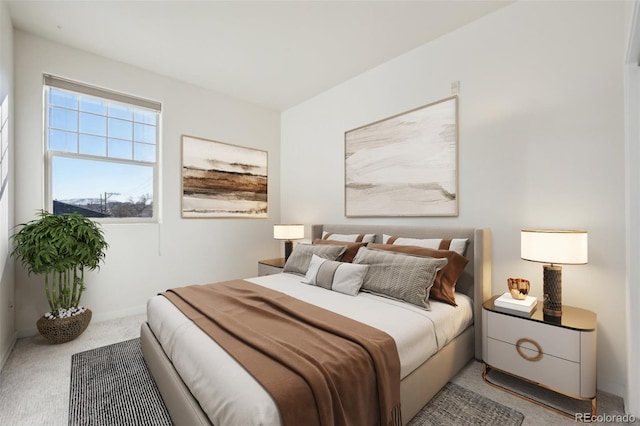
[11,211,108,317]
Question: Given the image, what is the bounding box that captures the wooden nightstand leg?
[591,396,597,416]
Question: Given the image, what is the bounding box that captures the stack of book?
[494,292,537,316]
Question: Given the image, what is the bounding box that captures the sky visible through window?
[47,88,157,207]
[51,156,153,203]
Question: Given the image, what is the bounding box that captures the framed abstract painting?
[345,96,458,217]
[181,135,268,218]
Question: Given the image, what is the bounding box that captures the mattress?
[146,273,473,426]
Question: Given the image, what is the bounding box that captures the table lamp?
[521,229,588,317]
[273,224,305,261]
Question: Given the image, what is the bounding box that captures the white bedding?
[146,273,473,426]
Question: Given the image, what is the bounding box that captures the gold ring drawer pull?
[516,338,543,362]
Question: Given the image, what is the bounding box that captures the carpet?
[69,338,524,426]
[69,338,172,426]
[407,382,525,426]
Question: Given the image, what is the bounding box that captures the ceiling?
[7,1,513,111]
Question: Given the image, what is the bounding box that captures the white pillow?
[382,234,468,256]
[302,254,369,296]
[321,231,376,243]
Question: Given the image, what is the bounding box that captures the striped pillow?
[382,234,468,256]
[353,247,448,309]
[312,239,367,263]
[283,244,346,276]
[302,255,369,296]
[368,243,468,306]
[322,231,376,243]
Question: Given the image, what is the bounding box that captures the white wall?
[282,1,628,397]
[0,0,15,369]
[13,31,282,335]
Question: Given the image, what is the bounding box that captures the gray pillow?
[283,244,347,276]
[302,254,369,296]
[353,247,448,309]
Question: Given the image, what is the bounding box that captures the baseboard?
[17,305,146,338]
[91,304,146,323]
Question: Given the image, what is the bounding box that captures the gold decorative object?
[507,278,530,300]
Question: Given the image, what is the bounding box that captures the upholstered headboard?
[311,224,491,359]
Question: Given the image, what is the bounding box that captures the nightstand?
[258,258,285,276]
[482,295,597,417]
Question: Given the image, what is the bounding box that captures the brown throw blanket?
[162,279,401,426]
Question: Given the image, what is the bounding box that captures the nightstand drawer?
[486,337,581,396]
[486,310,580,362]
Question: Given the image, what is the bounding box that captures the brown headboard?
[311,224,491,359]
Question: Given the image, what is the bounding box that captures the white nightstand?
[482,295,597,417]
[258,258,285,276]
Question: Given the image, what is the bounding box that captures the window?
[44,75,161,220]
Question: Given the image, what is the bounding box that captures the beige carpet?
[0,314,634,426]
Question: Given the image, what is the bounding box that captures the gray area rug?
[69,338,524,426]
[69,338,172,426]
[408,381,524,426]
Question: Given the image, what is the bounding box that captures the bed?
[140,224,492,425]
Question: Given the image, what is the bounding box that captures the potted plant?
[11,210,108,343]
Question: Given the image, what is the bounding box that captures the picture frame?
[181,135,268,218]
[344,95,458,217]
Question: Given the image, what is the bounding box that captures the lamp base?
[543,264,562,317]
[284,240,293,261]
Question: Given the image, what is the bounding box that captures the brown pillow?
[367,243,468,306]
[312,239,367,263]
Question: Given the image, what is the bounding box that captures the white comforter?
[146,273,473,426]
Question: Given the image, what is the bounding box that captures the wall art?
[182,135,268,218]
[345,96,458,217]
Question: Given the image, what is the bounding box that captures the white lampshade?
[273,224,305,240]
[521,229,588,265]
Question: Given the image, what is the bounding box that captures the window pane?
[79,112,107,136]
[108,138,132,160]
[109,103,133,120]
[49,129,78,152]
[134,109,157,126]
[79,134,107,156]
[51,156,153,218]
[108,117,132,140]
[134,142,156,163]
[80,96,107,115]
[49,89,78,109]
[49,107,78,132]
[134,123,156,144]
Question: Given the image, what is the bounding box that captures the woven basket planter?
[36,309,92,344]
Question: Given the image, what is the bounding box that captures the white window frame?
[43,75,161,223]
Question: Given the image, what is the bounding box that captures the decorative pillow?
[368,243,468,306]
[312,239,367,263]
[283,244,346,276]
[322,231,376,243]
[353,247,448,309]
[302,255,369,296]
[382,234,468,256]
